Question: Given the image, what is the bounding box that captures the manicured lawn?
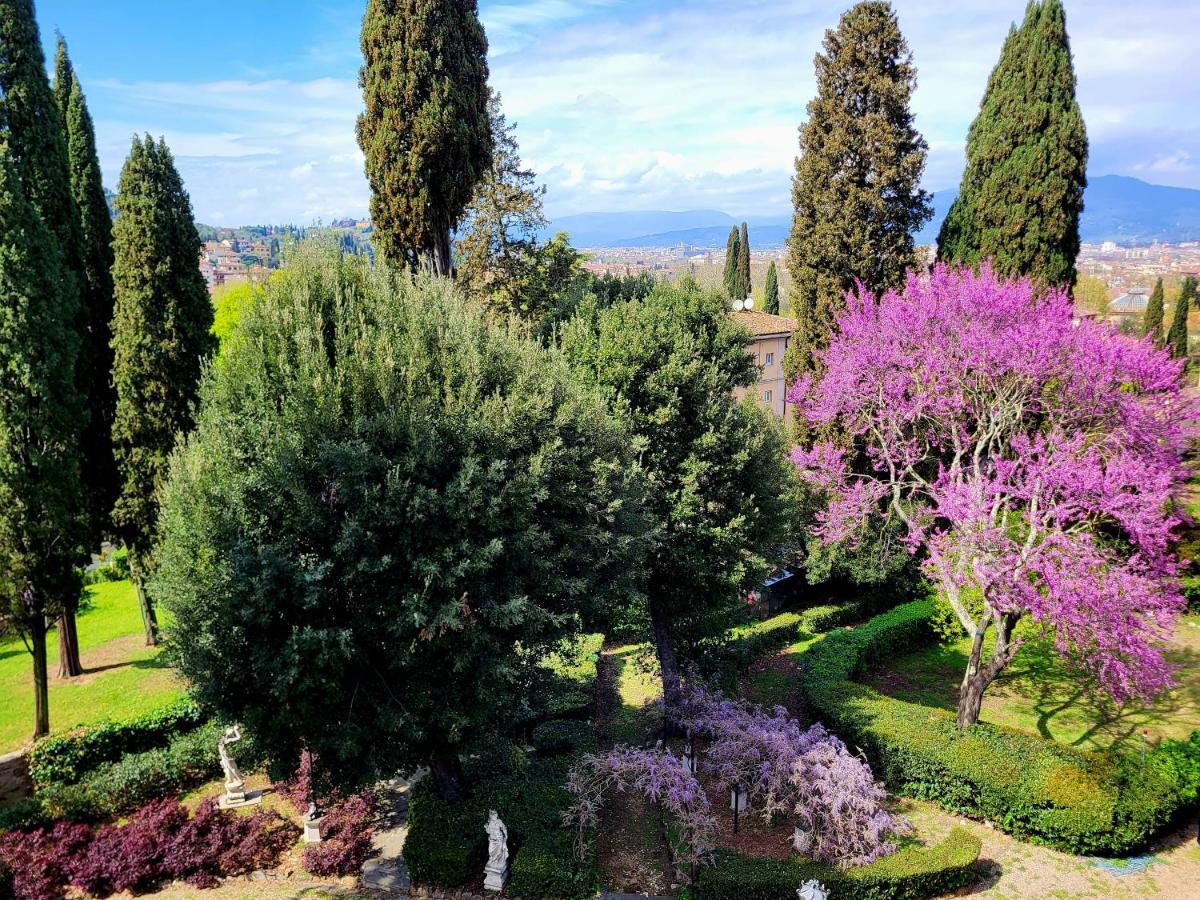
[865,615,1200,753]
[0,580,185,752]
[605,643,661,746]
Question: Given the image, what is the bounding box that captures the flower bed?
[798,600,1200,855]
[0,796,296,899]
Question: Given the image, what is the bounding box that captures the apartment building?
[731,309,793,417]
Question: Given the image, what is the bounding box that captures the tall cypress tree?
[723,226,740,299]
[737,221,751,300]
[0,140,85,738]
[1,0,87,728]
[54,37,117,677]
[1167,277,1194,359]
[111,136,215,645]
[787,1,931,383]
[356,0,492,275]
[1142,278,1165,345]
[937,0,1087,289]
[764,261,780,315]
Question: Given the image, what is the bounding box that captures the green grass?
[865,615,1200,753]
[0,580,184,752]
[606,643,661,746]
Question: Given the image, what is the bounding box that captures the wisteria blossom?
[674,681,905,867]
[564,747,716,867]
[790,263,1193,726]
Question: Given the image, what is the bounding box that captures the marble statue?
[216,724,262,808]
[483,809,509,892]
[797,879,829,900]
[218,725,246,802]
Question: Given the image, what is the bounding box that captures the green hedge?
[698,828,981,900]
[799,600,1200,855]
[405,751,593,890]
[29,698,205,787]
[508,829,597,899]
[799,600,865,634]
[532,719,597,756]
[33,721,264,823]
[1181,574,1200,613]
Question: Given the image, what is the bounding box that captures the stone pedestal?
[218,787,263,809]
[484,864,508,893]
[303,816,324,844]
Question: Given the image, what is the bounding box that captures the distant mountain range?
[544,175,1200,249]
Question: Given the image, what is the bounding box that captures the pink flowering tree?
[790,264,1193,727]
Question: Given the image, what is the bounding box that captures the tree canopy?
[356,0,492,274]
[936,0,1087,288]
[787,1,930,382]
[154,249,647,798]
[792,264,1190,727]
[561,280,795,713]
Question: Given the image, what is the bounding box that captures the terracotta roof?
[732,309,794,337]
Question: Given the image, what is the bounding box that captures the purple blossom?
[792,263,1193,707]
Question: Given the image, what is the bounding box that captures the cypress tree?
[787,1,931,382]
[764,261,780,315]
[111,136,215,646]
[1167,277,1195,359]
[737,221,751,301]
[1142,278,1165,345]
[937,0,1088,289]
[54,37,117,677]
[356,0,492,274]
[0,140,86,738]
[723,226,740,299]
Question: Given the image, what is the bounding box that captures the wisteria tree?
[791,264,1192,727]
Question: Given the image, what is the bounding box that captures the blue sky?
[35,0,1200,226]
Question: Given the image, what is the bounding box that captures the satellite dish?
[744,297,755,310]
[733,298,745,311]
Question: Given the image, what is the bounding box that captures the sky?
[33,0,1200,226]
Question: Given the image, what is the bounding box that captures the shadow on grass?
[866,630,1200,753]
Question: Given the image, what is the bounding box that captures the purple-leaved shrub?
[301,790,376,876]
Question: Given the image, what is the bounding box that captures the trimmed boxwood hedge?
[405,749,593,890]
[699,827,981,900]
[508,829,597,899]
[29,699,205,787]
[714,601,867,674]
[798,600,1200,855]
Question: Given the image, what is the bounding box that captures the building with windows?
[731,310,793,417]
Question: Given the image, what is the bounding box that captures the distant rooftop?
[732,309,794,337]
[1110,287,1149,314]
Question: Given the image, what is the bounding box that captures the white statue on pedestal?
[219,725,246,802]
[797,878,829,900]
[483,809,509,892]
[217,724,262,808]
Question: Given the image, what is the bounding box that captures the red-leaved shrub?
[302,790,376,876]
[0,821,90,899]
[0,796,297,898]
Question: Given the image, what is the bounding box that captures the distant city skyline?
[35,0,1200,226]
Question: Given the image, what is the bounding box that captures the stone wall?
[0,749,33,805]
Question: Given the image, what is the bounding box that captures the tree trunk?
[956,611,1020,728]
[133,572,158,647]
[57,605,83,678]
[32,615,50,739]
[649,601,683,736]
[429,747,466,802]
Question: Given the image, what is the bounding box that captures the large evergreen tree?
[787,1,931,382]
[936,0,1087,289]
[737,221,752,301]
[155,250,646,799]
[356,0,492,275]
[111,136,215,645]
[1167,277,1194,359]
[722,226,740,299]
[53,37,117,677]
[0,141,85,738]
[1,0,87,723]
[764,260,780,315]
[1142,278,1165,345]
[561,280,795,719]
